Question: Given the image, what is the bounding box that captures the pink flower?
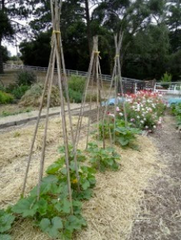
[108,113,115,118]
[130,118,135,122]
[116,106,120,112]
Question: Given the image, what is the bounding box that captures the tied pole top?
[50,0,62,38]
[93,36,101,59]
[114,32,124,61]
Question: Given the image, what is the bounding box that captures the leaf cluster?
[99,119,140,148]
[171,103,181,128]
[0,142,122,239]
[0,209,15,240]
[9,146,95,239]
[87,142,120,172]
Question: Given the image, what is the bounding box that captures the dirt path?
[129,115,181,240]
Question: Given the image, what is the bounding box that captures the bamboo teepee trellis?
[102,32,128,145]
[22,0,77,212]
[73,35,104,152]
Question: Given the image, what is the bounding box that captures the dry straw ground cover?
[0,116,88,208]
[0,116,87,168]
[0,120,162,240]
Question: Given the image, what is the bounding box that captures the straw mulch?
[1,133,162,240]
[74,136,162,240]
[0,116,86,169]
[19,83,61,107]
[0,116,88,208]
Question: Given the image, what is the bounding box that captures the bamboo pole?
[51,0,73,212]
[101,31,129,147]
[114,33,128,124]
[55,0,80,190]
[22,44,55,196]
[74,43,95,150]
[37,49,56,199]
[74,36,103,151]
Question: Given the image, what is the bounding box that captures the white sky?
[3,19,28,56]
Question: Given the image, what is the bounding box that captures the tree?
[122,24,170,80]
[21,1,90,70]
[13,0,181,80]
[0,2,13,72]
[20,31,51,67]
[166,0,181,52]
[168,50,181,80]
[0,0,32,73]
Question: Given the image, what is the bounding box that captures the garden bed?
[0,116,162,239]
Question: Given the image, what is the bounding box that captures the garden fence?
[3,63,153,93]
[3,63,142,83]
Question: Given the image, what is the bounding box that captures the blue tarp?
[102,97,125,106]
[167,98,181,106]
[102,96,181,106]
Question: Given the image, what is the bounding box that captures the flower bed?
[117,91,166,131]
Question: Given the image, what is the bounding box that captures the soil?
[129,115,181,240]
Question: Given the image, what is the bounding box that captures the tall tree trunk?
[0,38,3,73]
[85,0,91,55]
[0,0,5,73]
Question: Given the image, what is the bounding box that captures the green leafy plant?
[0,108,32,117]
[68,75,85,93]
[0,209,15,240]
[16,70,36,86]
[39,216,63,238]
[0,83,5,92]
[99,119,140,148]
[0,90,14,104]
[65,75,86,103]
[11,85,30,99]
[171,103,181,128]
[11,146,94,239]
[67,88,82,103]
[87,143,120,172]
[12,174,87,238]
[160,72,172,83]
[46,146,96,200]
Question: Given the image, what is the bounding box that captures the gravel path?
[129,115,181,240]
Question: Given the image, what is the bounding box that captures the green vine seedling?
[87,142,121,172]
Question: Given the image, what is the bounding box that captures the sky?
[3,19,28,56]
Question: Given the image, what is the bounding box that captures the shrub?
[68,88,82,103]
[68,75,85,93]
[171,103,181,128]
[16,70,36,86]
[160,72,172,83]
[66,75,98,103]
[0,84,5,92]
[0,90,14,104]
[11,85,30,99]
